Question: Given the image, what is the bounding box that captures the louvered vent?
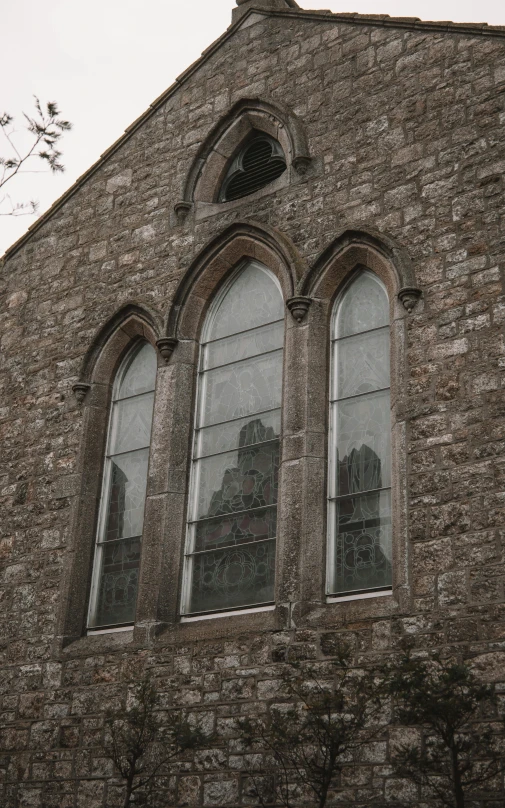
[220,133,287,202]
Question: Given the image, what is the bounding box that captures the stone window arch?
[181,261,285,616]
[60,306,163,645]
[175,98,311,216]
[328,270,392,598]
[87,340,157,629]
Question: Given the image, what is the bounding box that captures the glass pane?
[333,491,392,594]
[204,320,283,370]
[207,264,284,340]
[109,392,154,454]
[334,327,390,400]
[201,350,283,427]
[188,539,276,613]
[92,537,141,627]
[196,410,281,458]
[191,441,279,521]
[104,449,149,541]
[117,342,157,399]
[331,390,391,497]
[336,272,389,339]
[193,505,277,553]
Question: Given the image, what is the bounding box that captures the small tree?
[0,97,71,216]
[385,652,505,808]
[104,677,207,808]
[241,644,385,808]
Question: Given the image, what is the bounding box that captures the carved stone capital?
[287,296,312,323]
[174,201,192,220]
[156,337,178,364]
[72,382,91,405]
[292,155,311,175]
[398,287,422,313]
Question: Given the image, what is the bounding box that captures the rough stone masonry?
[1,0,505,805]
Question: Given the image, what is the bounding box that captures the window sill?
[326,589,392,604]
[87,625,134,636]
[180,604,275,623]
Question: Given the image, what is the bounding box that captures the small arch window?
[219,132,287,202]
[182,262,285,616]
[88,341,157,629]
[327,271,392,597]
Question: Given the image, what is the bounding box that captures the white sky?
[1,0,504,256]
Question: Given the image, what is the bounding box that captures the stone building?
[1,0,505,804]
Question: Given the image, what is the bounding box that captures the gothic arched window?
[182,262,284,616]
[328,271,392,597]
[88,341,157,629]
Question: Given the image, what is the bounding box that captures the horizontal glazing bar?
[199,346,283,376]
[96,535,142,547]
[106,445,150,460]
[328,487,391,502]
[188,502,276,527]
[329,386,390,405]
[185,536,276,558]
[204,318,284,347]
[113,388,156,405]
[194,406,281,433]
[331,324,389,344]
[193,437,278,463]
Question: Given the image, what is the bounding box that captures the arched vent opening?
[219,132,287,202]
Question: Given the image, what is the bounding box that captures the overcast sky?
[1,0,504,256]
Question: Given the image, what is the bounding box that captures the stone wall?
[1,8,505,806]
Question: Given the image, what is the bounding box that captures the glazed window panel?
[183,262,284,616]
[88,341,157,629]
[328,271,392,597]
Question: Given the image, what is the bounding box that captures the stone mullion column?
[134,340,198,636]
[276,308,322,622]
[298,302,330,609]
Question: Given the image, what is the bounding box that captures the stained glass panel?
[336,272,389,339]
[192,441,279,521]
[188,539,276,614]
[333,327,389,400]
[109,392,155,454]
[204,321,283,370]
[105,449,149,541]
[329,271,392,596]
[207,264,284,341]
[196,410,281,458]
[93,537,141,627]
[194,505,277,553]
[202,350,283,427]
[118,342,158,399]
[331,390,391,497]
[184,262,283,614]
[88,341,156,629]
[334,491,392,593]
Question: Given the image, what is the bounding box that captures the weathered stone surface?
[1,3,505,806]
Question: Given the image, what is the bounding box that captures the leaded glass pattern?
[88,342,157,629]
[328,271,392,596]
[183,262,284,615]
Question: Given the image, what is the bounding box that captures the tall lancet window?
[182,262,284,616]
[88,342,157,629]
[328,271,392,597]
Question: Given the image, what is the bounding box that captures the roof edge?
[3,5,505,264]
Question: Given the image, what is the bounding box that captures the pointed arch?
[178,97,311,207]
[78,302,163,387]
[300,227,419,309]
[166,221,305,341]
